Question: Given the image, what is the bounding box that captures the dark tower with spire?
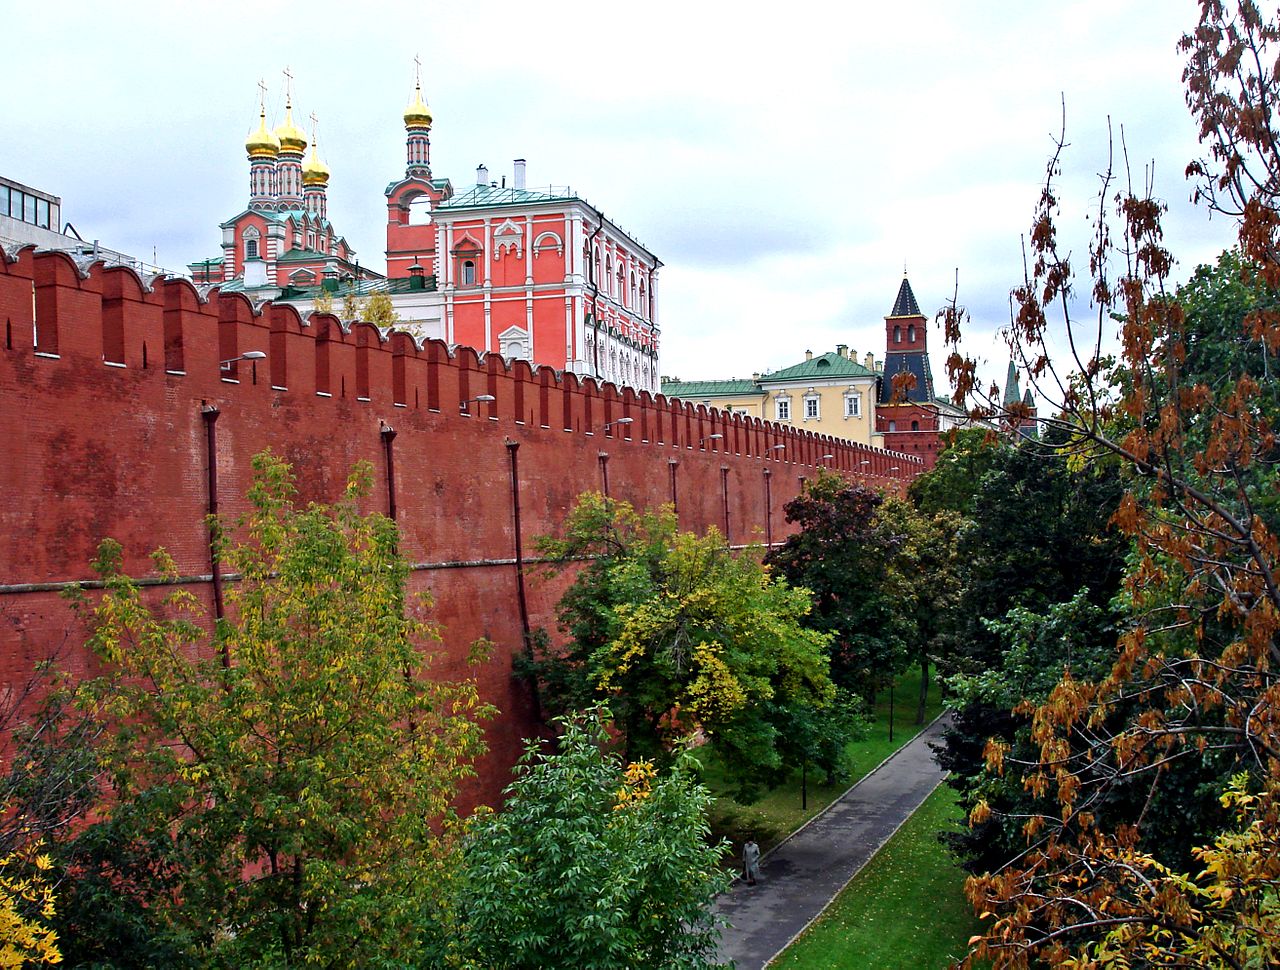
[876,273,942,468]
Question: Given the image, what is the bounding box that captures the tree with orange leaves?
[948,3,1280,966]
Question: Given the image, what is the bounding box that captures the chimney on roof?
[752,372,761,382]
[805,349,813,362]
[514,158,526,190]
[476,163,488,186]
[836,343,847,358]
[865,352,875,371]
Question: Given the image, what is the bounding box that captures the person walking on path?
[742,837,761,886]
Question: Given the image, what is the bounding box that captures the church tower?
[385,60,451,280]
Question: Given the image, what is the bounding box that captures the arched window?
[408,196,432,225]
[894,325,901,343]
[911,419,920,431]
[245,238,259,259]
[630,272,637,307]
[462,260,476,285]
[907,324,916,342]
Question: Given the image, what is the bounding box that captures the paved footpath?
[713,713,953,969]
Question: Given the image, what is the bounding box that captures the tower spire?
[245,78,280,211]
[302,112,331,220]
[403,55,434,179]
[274,66,307,209]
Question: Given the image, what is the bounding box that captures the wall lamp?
[460,394,496,415]
[604,417,633,433]
[768,443,786,453]
[699,433,724,447]
[220,350,266,370]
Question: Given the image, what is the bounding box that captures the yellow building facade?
[661,345,883,448]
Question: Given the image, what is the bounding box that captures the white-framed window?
[462,260,476,285]
[775,396,791,421]
[804,396,820,420]
[844,392,861,418]
[245,238,259,259]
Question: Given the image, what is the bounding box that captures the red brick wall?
[0,246,920,809]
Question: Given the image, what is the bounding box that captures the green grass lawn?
[768,783,983,970]
[704,665,943,853]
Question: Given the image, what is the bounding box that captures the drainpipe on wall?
[505,440,540,721]
[200,403,228,668]
[598,451,611,498]
[763,468,773,549]
[380,422,398,521]
[720,466,730,543]
[668,459,679,516]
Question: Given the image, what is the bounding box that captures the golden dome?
[245,109,280,158]
[404,83,433,129]
[302,142,330,186]
[275,102,308,154]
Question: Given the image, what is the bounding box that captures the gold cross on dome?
[283,65,294,104]
[413,53,422,87]
[257,77,268,112]
[309,111,320,142]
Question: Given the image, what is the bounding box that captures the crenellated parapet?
[0,246,920,483]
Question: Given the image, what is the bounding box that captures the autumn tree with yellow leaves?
[525,492,852,801]
[70,452,492,966]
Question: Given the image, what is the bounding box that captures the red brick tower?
[876,274,941,468]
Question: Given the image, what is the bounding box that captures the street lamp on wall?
[699,433,723,449]
[460,394,496,415]
[603,416,633,435]
[219,350,266,369]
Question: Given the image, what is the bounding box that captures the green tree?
[441,708,730,970]
[527,492,842,799]
[764,472,912,699]
[908,427,1006,517]
[73,452,492,966]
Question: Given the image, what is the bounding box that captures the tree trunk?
[915,650,929,725]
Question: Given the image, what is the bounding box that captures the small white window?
[462,260,476,285]
[888,420,897,432]
[804,396,820,420]
[245,238,259,259]
[844,393,861,418]
[776,397,791,421]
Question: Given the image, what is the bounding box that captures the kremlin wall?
[0,244,921,807]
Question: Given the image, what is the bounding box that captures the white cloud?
[0,0,1234,395]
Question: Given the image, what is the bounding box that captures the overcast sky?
[2,1,1234,393]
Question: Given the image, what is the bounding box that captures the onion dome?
[302,141,331,186]
[245,108,280,157]
[404,83,433,129]
[275,102,308,154]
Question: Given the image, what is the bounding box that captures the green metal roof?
[437,184,580,210]
[660,378,761,399]
[275,248,334,263]
[761,351,878,382]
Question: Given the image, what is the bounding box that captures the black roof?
[878,351,935,404]
[889,276,922,317]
